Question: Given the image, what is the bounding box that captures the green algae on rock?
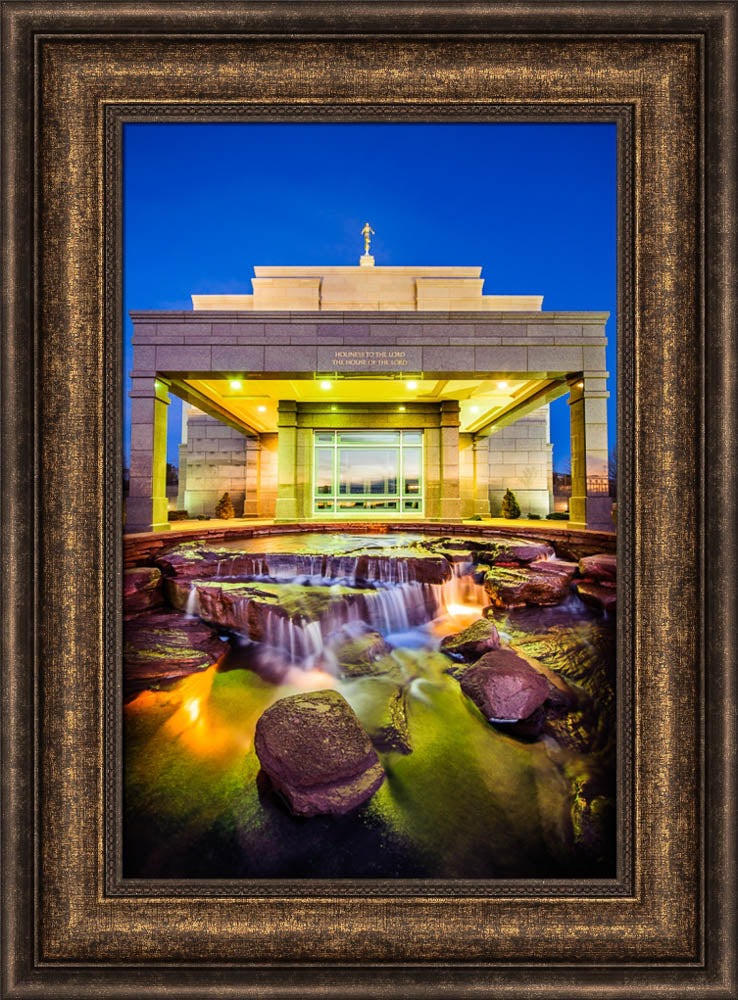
[440,617,501,662]
[124,610,227,687]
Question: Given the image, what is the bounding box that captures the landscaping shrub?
[215,492,235,519]
[501,488,521,519]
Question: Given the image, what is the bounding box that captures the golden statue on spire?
[361,222,375,256]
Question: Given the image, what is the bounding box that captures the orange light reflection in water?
[126,660,341,764]
[430,601,486,640]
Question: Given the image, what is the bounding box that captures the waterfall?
[433,561,488,617]
[363,582,428,634]
[184,586,200,617]
[262,611,327,667]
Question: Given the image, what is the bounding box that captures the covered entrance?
[127,262,612,533]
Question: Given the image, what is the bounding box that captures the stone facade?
[486,408,554,518]
[176,412,253,517]
[128,264,611,533]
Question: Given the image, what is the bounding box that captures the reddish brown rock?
[123,566,163,617]
[529,558,579,581]
[483,565,571,607]
[123,610,226,686]
[459,650,551,722]
[578,553,617,583]
[254,690,385,816]
[440,618,501,661]
[156,544,452,586]
[166,579,371,640]
[493,540,555,564]
[574,582,617,612]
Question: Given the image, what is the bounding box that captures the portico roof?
[190,263,544,312]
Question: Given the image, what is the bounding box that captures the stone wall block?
[155,345,213,371]
[474,345,527,371]
[211,345,266,371]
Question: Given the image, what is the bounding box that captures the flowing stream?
[124,532,616,880]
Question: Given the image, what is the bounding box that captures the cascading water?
[181,536,590,673]
[127,530,617,881]
[184,586,200,617]
[435,561,488,617]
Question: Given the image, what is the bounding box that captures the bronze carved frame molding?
[1,3,736,998]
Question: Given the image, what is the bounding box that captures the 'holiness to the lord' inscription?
[331,349,409,368]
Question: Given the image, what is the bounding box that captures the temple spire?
[360,222,375,267]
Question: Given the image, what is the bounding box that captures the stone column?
[176,404,189,510]
[439,400,462,521]
[126,376,171,533]
[568,375,612,530]
[274,400,298,522]
[243,437,260,517]
[472,434,491,517]
[176,442,188,511]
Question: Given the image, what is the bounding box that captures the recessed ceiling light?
[406,380,418,390]
[320,380,332,390]
[257,405,266,413]
[399,405,406,412]
[470,405,480,413]
[496,381,508,390]
[330,405,337,411]
[230,380,242,390]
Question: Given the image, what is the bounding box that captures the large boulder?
[123,566,163,617]
[483,565,571,607]
[459,649,551,722]
[440,618,501,662]
[123,610,226,687]
[254,690,385,816]
[574,582,616,613]
[578,553,617,583]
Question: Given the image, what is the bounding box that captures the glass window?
[338,448,398,496]
[314,430,422,515]
[338,431,399,446]
[403,448,421,495]
[314,449,333,495]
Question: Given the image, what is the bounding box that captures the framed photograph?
[2,3,735,998]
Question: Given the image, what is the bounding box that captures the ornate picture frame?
[1,3,735,997]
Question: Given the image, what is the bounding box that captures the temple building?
[127,247,611,533]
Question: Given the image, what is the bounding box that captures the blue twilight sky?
[123,122,616,473]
